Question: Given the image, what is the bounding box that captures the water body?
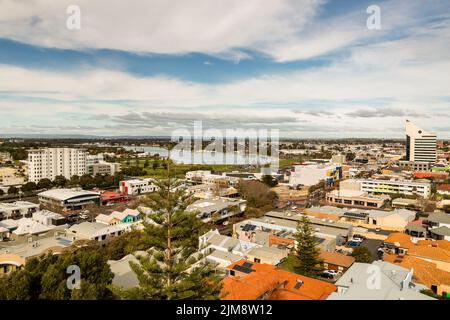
[123,146,275,165]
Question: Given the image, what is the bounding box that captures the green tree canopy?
[53,175,68,188]
[351,246,372,263]
[37,178,52,190]
[293,215,323,277]
[116,176,223,300]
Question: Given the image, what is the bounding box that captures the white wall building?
[119,178,157,195]
[289,164,342,187]
[406,120,437,164]
[360,178,431,198]
[27,148,87,182]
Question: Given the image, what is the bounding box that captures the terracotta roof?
[384,233,414,249]
[437,184,450,191]
[384,254,450,289]
[408,245,450,263]
[320,251,355,268]
[385,234,450,263]
[221,260,336,300]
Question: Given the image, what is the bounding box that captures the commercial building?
[326,180,389,209]
[289,163,342,187]
[360,178,432,198]
[234,211,352,248]
[406,120,437,164]
[27,148,87,182]
[119,178,157,196]
[86,154,121,176]
[38,189,100,211]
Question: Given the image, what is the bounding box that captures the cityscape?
[0,0,449,310]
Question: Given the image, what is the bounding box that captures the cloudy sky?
[0,0,449,138]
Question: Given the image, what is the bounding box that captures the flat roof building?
[38,189,100,211]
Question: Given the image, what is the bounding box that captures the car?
[319,272,334,279]
[347,241,361,248]
[324,270,339,276]
[352,237,364,243]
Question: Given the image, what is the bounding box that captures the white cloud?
[0,0,322,59]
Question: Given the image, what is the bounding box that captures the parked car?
[319,272,334,279]
[352,237,364,243]
[347,241,362,248]
[324,270,339,277]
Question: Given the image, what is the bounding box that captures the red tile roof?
[221,260,336,300]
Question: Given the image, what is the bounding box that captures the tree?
[152,161,159,170]
[0,249,114,300]
[238,180,278,209]
[7,186,18,195]
[293,215,323,277]
[79,174,95,190]
[21,182,37,192]
[351,246,372,263]
[262,175,278,187]
[143,159,150,168]
[116,176,222,300]
[37,178,52,190]
[53,175,68,188]
[69,175,80,187]
[0,189,4,196]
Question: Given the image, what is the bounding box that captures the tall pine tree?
[293,215,323,277]
[116,157,223,300]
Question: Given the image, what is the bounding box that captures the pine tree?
[116,163,223,300]
[293,215,323,277]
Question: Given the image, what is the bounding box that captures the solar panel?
[344,212,368,219]
[242,262,253,268]
[241,224,256,232]
[232,265,254,274]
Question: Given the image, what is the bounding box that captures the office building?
[405,120,437,164]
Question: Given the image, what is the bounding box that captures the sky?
[0,0,449,138]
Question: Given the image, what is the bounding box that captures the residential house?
[426,212,450,241]
[66,222,128,242]
[187,198,247,223]
[320,251,355,274]
[328,261,434,300]
[96,208,141,226]
[221,260,336,300]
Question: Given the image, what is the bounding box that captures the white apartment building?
[406,120,437,164]
[360,178,431,198]
[28,148,87,182]
[119,178,157,195]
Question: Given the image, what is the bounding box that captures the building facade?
[360,178,431,198]
[28,148,87,182]
[406,120,437,164]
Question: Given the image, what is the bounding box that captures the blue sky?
[0,0,449,138]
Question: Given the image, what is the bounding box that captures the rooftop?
[38,189,100,202]
[222,260,336,300]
